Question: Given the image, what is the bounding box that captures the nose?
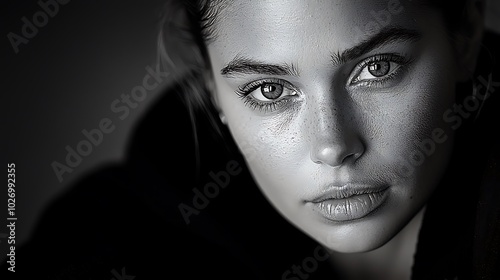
[309,98,365,168]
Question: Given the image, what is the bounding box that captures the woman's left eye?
[350,54,409,86]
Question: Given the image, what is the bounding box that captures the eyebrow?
[220,55,300,77]
[220,27,421,77]
[331,27,421,65]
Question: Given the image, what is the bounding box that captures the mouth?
[306,184,389,222]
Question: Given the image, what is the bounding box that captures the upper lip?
[307,183,388,203]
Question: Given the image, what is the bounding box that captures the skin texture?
[206,0,463,254]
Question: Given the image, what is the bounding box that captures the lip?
[306,184,389,222]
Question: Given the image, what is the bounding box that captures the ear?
[454,0,485,82]
[204,70,227,125]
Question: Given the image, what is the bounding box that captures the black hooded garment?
[5,31,500,280]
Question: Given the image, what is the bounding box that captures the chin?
[322,226,393,253]
[293,197,417,253]
[322,232,391,253]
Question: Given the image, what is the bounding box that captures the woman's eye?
[368,61,391,77]
[354,61,400,82]
[247,82,297,102]
[235,79,300,112]
[350,54,410,86]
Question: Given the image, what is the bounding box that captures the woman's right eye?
[249,82,297,101]
[236,79,299,112]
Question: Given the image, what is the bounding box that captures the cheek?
[398,50,456,153]
[229,116,306,181]
[213,74,306,173]
[225,116,308,211]
[367,42,458,200]
[217,93,309,207]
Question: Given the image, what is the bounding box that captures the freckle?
[410,196,413,200]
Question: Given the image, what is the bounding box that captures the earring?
[219,114,227,125]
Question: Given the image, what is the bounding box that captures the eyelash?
[235,53,412,112]
[235,78,299,112]
[349,53,412,87]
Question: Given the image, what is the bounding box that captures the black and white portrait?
[3,0,500,279]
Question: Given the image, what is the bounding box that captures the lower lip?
[309,189,389,222]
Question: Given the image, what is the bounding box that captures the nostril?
[342,152,357,163]
[310,139,365,167]
[310,145,350,167]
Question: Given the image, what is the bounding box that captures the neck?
[328,207,426,280]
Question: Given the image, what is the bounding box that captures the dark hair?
[156,0,224,141]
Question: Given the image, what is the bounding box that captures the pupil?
[265,85,276,91]
[368,61,390,77]
[261,83,283,99]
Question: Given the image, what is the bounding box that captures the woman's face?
[207,0,460,252]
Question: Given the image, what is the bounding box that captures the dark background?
[2,0,171,263]
[2,0,500,265]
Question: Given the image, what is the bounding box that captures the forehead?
[208,0,431,66]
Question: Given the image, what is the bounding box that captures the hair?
[156,0,226,140]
